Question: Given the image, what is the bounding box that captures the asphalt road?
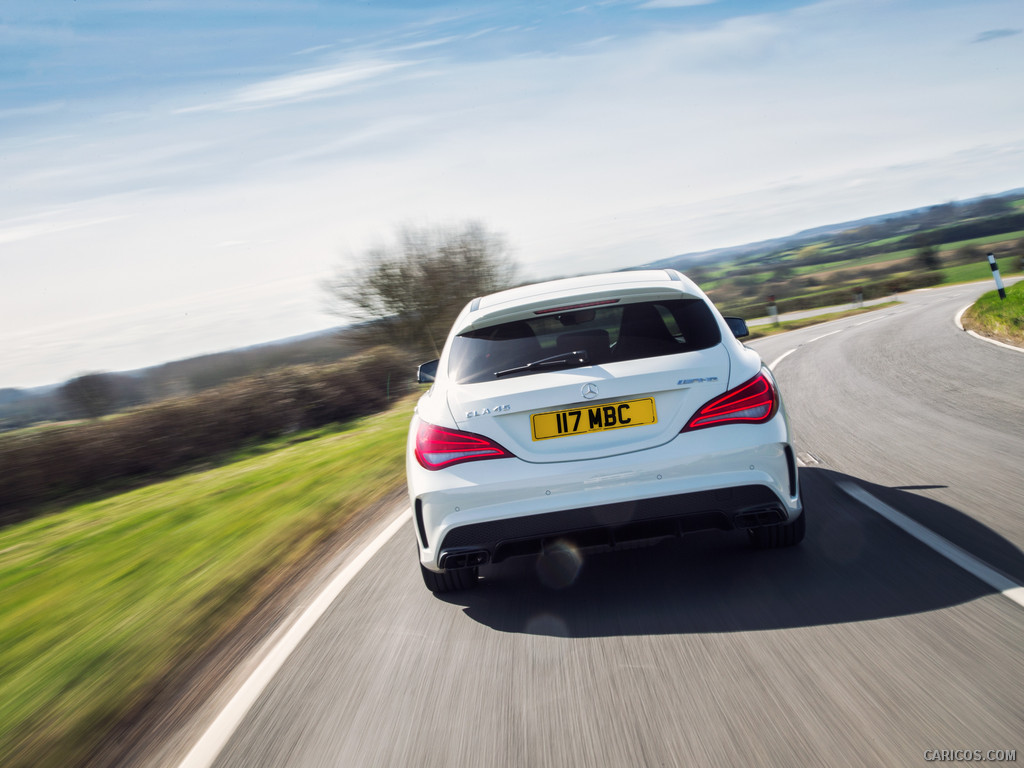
[190,281,1023,768]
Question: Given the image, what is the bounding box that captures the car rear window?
[448,298,722,384]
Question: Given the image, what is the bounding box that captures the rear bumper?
[409,418,802,572]
[436,484,792,569]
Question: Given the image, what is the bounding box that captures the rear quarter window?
[448,298,721,384]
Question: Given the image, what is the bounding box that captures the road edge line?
[954,304,971,330]
[177,507,413,768]
[837,481,1024,610]
[965,329,1024,355]
[955,303,1024,355]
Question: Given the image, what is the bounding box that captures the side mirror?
[417,359,439,383]
[724,317,749,339]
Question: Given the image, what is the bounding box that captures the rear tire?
[750,510,805,549]
[420,563,479,593]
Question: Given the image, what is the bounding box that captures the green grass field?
[936,229,1024,254]
[941,255,1020,284]
[707,238,1020,314]
[763,230,1022,280]
[0,399,415,768]
[962,279,1024,345]
[787,248,914,276]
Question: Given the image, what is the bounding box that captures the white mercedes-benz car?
[406,269,803,592]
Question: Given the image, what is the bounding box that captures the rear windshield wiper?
[494,350,590,378]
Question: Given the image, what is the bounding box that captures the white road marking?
[178,508,413,768]
[954,304,971,330]
[853,315,886,326]
[965,330,1024,355]
[954,304,1024,354]
[838,481,1024,610]
[808,328,844,343]
[770,324,852,369]
[768,348,797,371]
[762,300,918,369]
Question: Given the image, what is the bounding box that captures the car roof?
[455,269,707,334]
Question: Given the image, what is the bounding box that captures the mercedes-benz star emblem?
[582,383,599,399]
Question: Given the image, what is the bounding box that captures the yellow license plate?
[531,398,657,441]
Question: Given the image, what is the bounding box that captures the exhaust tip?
[733,506,785,529]
[439,548,490,570]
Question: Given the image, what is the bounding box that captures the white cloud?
[0,211,125,245]
[0,101,67,120]
[3,0,1024,386]
[463,26,499,40]
[291,44,333,56]
[637,0,716,8]
[0,274,334,387]
[230,59,406,106]
[176,59,412,113]
[386,35,461,52]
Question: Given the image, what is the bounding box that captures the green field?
[737,228,1023,283]
[937,229,1024,254]
[787,248,914,276]
[788,237,1022,280]
[962,279,1024,345]
[705,228,1021,318]
[0,400,415,768]
[941,255,1019,285]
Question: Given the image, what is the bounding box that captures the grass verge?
[962,280,1024,347]
[0,397,415,768]
[745,301,901,340]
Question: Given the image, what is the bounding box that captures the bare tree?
[324,223,518,356]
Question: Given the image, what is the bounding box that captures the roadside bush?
[885,270,945,294]
[952,244,984,265]
[0,347,414,519]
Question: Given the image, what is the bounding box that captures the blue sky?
[2,0,1022,387]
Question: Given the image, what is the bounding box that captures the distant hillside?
[654,189,1024,319]
[139,326,357,399]
[0,326,358,431]
[639,187,1024,273]
[0,389,30,406]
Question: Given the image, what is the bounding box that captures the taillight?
[414,422,514,470]
[683,371,778,431]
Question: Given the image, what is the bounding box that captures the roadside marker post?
[988,252,1007,299]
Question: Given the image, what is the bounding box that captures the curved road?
[172,281,1024,768]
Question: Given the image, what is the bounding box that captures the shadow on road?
[440,467,1024,637]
